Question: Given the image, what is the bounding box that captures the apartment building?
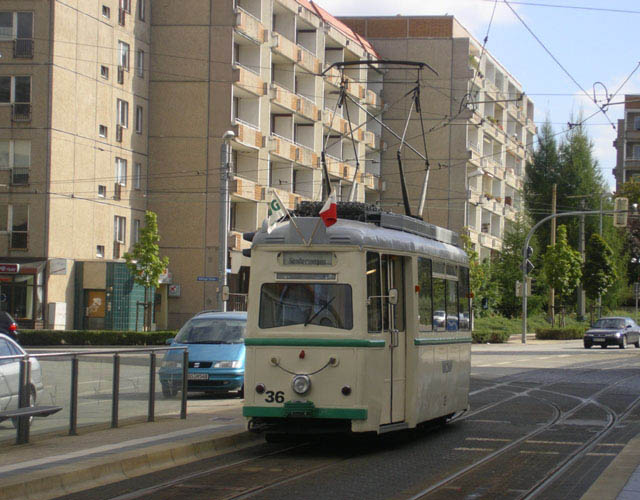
[0,0,154,329]
[340,16,536,261]
[149,0,383,326]
[613,95,640,188]
[1,3,534,330]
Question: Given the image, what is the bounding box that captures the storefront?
[0,261,45,328]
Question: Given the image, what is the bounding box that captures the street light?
[219,130,235,312]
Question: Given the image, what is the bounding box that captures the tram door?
[383,254,406,424]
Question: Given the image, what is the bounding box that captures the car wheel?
[11,386,36,429]
[584,343,592,349]
[161,383,178,398]
[635,339,640,348]
[600,344,607,349]
[238,385,244,399]
[619,336,627,349]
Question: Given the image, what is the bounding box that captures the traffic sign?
[0,263,19,273]
[197,276,219,282]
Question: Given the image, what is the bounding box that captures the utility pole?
[218,131,235,312]
[549,184,556,325]
[577,200,586,320]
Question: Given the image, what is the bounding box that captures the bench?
[0,405,63,419]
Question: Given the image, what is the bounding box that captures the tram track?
[406,369,640,500]
[83,355,640,500]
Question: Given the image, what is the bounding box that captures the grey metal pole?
[17,357,30,444]
[180,348,188,419]
[111,354,120,428]
[69,356,79,435]
[219,131,235,312]
[148,353,156,422]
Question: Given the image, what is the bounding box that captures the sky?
[315,0,640,192]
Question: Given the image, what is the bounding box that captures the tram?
[242,203,471,435]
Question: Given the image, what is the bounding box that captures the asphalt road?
[54,340,640,500]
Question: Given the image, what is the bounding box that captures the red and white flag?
[319,190,337,227]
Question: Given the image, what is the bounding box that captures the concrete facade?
[613,95,640,188]
[340,16,536,261]
[1,4,534,330]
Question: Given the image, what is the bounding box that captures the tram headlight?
[292,375,311,395]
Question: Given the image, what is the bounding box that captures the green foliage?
[460,231,499,317]
[583,233,617,300]
[535,328,585,340]
[541,225,582,305]
[19,330,177,346]
[124,211,170,289]
[492,215,535,318]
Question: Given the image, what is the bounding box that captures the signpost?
[197,276,218,282]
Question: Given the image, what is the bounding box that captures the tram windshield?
[259,283,353,330]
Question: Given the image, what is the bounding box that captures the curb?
[0,430,261,500]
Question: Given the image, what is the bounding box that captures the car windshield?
[593,318,626,329]
[174,318,246,344]
[259,283,353,330]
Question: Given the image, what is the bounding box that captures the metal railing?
[0,346,188,445]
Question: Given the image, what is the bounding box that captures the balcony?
[362,171,378,190]
[365,89,382,109]
[323,66,366,101]
[270,83,319,121]
[233,65,266,96]
[270,186,300,211]
[14,39,33,59]
[231,175,265,202]
[229,230,253,251]
[268,134,318,168]
[325,156,353,180]
[234,121,263,150]
[297,45,321,75]
[11,104,31,122]
[235,8,267,43]
[364,130,379,150]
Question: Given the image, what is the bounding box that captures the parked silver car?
[0,333,43,427]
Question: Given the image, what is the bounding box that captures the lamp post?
[597,193,613,319]
[219,130,235,312]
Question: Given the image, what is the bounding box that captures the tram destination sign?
[283,251,333,266]
[0,263,19,273]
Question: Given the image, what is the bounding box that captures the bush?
[18,330,177,346]
[472,315,514,343]
[535,327,585,340]
[472,330,511,343]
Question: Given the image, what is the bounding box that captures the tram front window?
[259,283,353,330]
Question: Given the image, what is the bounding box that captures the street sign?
[197,276,219,282]
[0,263,19,273]
[516,278,532,297]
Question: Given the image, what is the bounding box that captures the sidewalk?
[0,402,258,500]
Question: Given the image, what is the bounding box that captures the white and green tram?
[243,209,471,435]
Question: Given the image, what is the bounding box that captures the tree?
[461,231,498,318]
[123,211,170,331]
[541,225,582,326]
[524,119,561,248]
[492,216,536,318]
[583,233,617,322]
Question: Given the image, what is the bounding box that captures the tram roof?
[252,217,468,265]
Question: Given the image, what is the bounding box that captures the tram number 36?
[265,391,285,403]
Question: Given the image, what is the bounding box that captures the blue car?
[159,311,247,398]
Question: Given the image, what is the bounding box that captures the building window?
[135,105,143,134]
[102,6,111,18]
[117,99,128,128]
[634,145,640,160]
[99,125,108,138]
[135,49,144,77]
[98,185,106,197]
[96,245,105,258]
[115,157,127,186]
[138,0,145,21]
[133,218,140,244]
[635,116,640,131]
[121,0,132,13]
[118,41,130,70]
[0,204,28,249]
[100,65,109,79]
[0,140,30,185]
[114,216,126,244]
[0,76,31,104]
[133,162,141,189]
[0,12,33,41]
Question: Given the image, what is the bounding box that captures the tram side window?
[366,252,382,332]
[432,277,446,330]
[458,267,470,330]
[418,257,432,331]
[390,255,405,332]
[446,279,459,331]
